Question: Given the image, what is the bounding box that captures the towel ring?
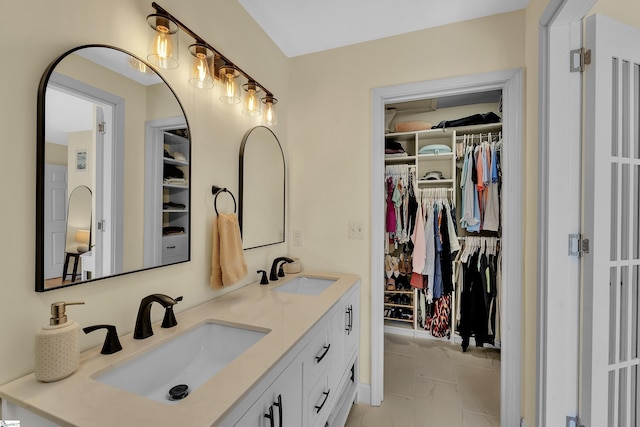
[212,186,237,215]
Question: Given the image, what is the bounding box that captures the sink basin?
[93,322,268,404]
[273,276,337,296]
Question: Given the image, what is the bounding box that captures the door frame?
[48,72,125,276]
[370,68,524,427]
[537,1,597,426]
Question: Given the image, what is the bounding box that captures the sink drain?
[168,384,189,401]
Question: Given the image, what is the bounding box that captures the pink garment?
[386,177,397,232]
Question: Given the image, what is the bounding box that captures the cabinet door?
[235,360,302,427]
[342,282,360,365]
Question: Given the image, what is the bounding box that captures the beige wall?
[0,0,289,386]
[288,2,527,410]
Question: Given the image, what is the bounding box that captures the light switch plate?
[293,229,303,246]
[348,221,364,239]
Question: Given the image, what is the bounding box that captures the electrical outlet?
[348,221,364,240]
[293,229,303,246]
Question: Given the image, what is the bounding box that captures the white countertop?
[0,271,360,427]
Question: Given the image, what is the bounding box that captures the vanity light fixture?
[146,13,179,69]
[147,3,278,125]
[261,95,278,126]
[242,82,262,116]
[188,43,214,89]
[219,66,241,104]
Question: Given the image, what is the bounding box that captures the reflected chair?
[63,229,90,282]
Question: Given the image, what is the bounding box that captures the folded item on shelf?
[423,171,445,180]
[394,121,431,132]
[419,144,452,155]
[163,177,188,185]
[432,112,501,129]
[163,164,184,179]
[162,226,185,235]
[163,201,186,210]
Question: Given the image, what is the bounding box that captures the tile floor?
[345,333,501,427]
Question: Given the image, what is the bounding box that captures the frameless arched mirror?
[36,45,191,291]
[239,126,285,249]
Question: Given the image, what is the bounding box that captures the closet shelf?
[417,153,454,160]
[385,156,416,164]
[384,303,413,309]
[384,290,413,295]
[383,317,413,323]
[417,179,454,185]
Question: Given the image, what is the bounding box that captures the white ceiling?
[237,0,530,57]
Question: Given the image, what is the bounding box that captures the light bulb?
[261,95,278,126]
[188,44,214,89]
[243,82,262,116]
[147,14,179,69]
[219,66,240,104]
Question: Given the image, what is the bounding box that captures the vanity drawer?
[162,234,188,264]
[301,315,335,386]
[307,370,333,427]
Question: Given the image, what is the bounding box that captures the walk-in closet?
[380,91,504,424]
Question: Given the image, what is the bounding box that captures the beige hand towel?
[210,213,248,288]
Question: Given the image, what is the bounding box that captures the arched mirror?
[239,126,285,249]
[36,45,191,292]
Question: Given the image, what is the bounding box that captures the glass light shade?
[218,66,241,104]
[188,44,214,89]
[147,14,179,69]
[242,82,262,116]
[261,95,278,126]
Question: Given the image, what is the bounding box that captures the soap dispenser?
[35,301,84,382]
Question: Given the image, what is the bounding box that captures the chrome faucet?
[269,257,294,281]
[134,294,183,339]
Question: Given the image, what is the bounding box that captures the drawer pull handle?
[166,245,176,249]
[346,305,353,334]
[315,344,331,363]
[273,394,283,427]
[264,404,275,427]
[315,389,330,413]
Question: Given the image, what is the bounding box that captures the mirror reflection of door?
[44,83,117,288]
[43,164,67,280]
[63,185,92,284]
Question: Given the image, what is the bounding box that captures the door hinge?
[569,234,589,257]
[570,48,591,73]
[97,219,106,232]
[566,415,585,427]
[97,121,106,134]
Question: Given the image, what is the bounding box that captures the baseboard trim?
[355,383,372,405]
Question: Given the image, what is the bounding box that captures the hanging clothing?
[456,237,501,351]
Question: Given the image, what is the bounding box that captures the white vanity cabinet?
[234,358,303,427]
[222,280,361,427]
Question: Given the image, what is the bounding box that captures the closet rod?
[457,236,501,241]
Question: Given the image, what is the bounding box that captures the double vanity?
[0,272,360,426]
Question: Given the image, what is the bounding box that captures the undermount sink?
[93,321,269,404]
[273,276,337,296]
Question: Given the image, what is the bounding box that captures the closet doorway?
[370,69,523,427]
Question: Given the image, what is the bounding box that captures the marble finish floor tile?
[455,364,501,417]
[347,333,501,426]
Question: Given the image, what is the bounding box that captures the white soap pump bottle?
[35,301,85,382]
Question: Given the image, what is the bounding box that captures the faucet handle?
[161,296,182,329]
[83,324,122,354]
[257,270,269,285]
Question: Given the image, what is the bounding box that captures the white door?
[582,14,640,427]
[43,164,67,279]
